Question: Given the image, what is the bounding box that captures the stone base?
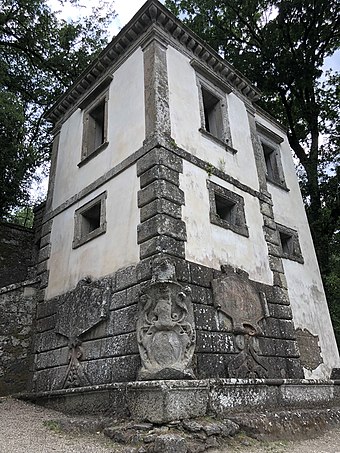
[19,378,340,422]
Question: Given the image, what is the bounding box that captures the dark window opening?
[215,194,236,224]
[279,231,293,255]
[81,203,101,236]
[202,87,223,139]
[87,100,105,154]
[262,142,279,181]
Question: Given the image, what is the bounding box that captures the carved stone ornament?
[55,276,111,389]
[212,266,269,378]
[137,257,196,380]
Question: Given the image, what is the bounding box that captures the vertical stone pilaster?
[137,148,186,260]
[143,37,171,142]
[45,128,60,213]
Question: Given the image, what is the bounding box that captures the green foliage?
[167,0,340,342]
[6,206,34,228]
[0,0,116,216]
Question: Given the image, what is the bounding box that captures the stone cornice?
[46,0,261,125]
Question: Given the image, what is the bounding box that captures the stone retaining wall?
[0,280,38,395]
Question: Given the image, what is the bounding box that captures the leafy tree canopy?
[0,0,116,217]
[166,0,340,342]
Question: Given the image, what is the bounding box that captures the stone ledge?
[19,378,340,422]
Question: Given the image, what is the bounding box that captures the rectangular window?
[207,180,249,237]
[81,91,109,163]
[257,123,287,189]
[202,87,224,140]
[73,192,107,249]
[276,223,304,263]
[191,60,235,153]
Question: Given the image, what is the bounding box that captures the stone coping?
[18,377,340,401]
[0,277,40,295]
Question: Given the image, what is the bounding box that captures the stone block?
[268,286,290,305]
[110,289,127,310]
[195,354,228,379]
[39,270,50,289]
[126,380,209,422]
[140,236,185,259]
[116,266,138,291]
[263,226,280,246]
[196,331,235,354]
[193,304,218,331]
[34,331,67,353]
[36,314,56,333]
[268,256,284,273]
[190,262,213,288]
[82,339,102,360]
[36,260,48,276]
[273,271,288,289]
[37,244,51,264]
[171,257,190,282]
[137,148,183,176]
[35,347,69,370]
[83,358,113,385]
[267,242,282,258]
[138,180,185,208]
[189,285,213,305]
[137,215,187,244]
[140,198,182,222]
[209,380,279,415]
[36,298,57,319]
[40,232,51,249]
[258,337,300,357]
[111,354,140,382]
[107,304,138,336]
[261,318,296,339]
[101,333,138,357]
[41,219,53,237]
[136,258,154,283]
[140,164,180,188]
[268,303,292,320]
[259,201,274,218]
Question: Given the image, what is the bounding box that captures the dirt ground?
[1,397,340,453]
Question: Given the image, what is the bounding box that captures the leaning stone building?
[3,0,339,418]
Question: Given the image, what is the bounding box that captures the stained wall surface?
[52,48,145,210]
[46,165,140,299]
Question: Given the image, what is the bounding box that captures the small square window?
[73,192,107,249]
[277,223,304,263]
[81,91,109,163]
[279,231,293,255]
[207,180,249,237]
[215,194,236,224]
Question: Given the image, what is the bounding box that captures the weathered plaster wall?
[0,280,38,395]
[180,161,272,285]
[256,116,340,378]
[0,222,34,287]
[52,48,145,209]
[46,165,140,299]
[167,46,260,192]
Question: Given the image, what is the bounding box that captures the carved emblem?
[55,277,111,389]
[137,257,196,380]
[212,266,269,378]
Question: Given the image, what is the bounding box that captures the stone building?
[25,0,339,417]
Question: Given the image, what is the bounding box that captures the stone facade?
[27,0,339,408]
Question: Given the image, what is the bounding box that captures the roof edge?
[46,0,261,124]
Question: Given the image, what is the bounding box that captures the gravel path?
[1,396,340,453]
